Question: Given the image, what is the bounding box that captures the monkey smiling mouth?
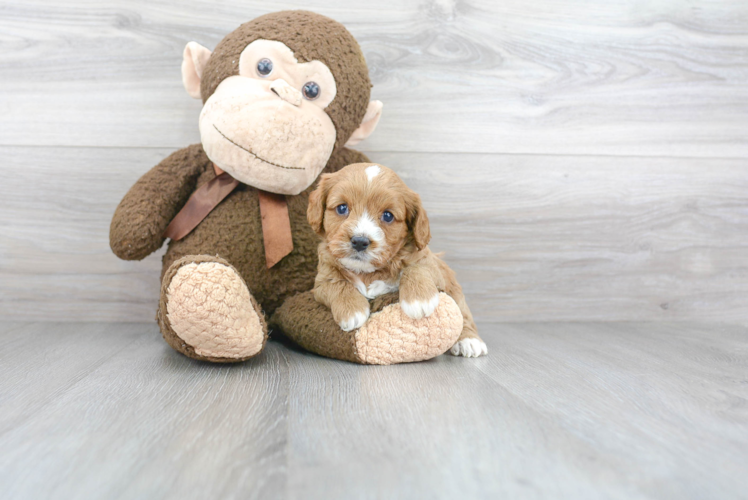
[213,124,304,171]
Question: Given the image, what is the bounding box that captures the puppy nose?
[350,236,370,252]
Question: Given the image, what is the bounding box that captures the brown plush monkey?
[110,10,464,364]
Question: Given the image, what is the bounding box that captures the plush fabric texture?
[166,260,266,359]
[111,11,463,365]
[270,291,463,365]
[182,41,212,99]
[199,74,338,194]
[158,255,267,363]
[355,293,463,364]
[110,144,208,261]
[112,143,368,362]
[199,10,371,152]
[270,290,361,363]
[157,145,369,315]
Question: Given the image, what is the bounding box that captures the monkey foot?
[271,291,463,365]
[159,255,267,362]
[353,293,462,365]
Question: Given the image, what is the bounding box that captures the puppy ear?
[406,191,431,250]
[307,173,335,236]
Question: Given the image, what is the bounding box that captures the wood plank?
[1,146,746,323]
[472,322,748,499]
[0,322,145,434]
[0,1,747,156]
[0,146,167,321]
[0,322,290,500]
[1,321,745,498]
[372,151,748,324]
[281,320,748,498]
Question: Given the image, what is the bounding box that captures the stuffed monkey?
[110,10,463,364]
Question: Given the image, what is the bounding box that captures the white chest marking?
[365,165,381,182]
[354,279,399,299]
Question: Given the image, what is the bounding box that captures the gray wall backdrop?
[1,0,747,323]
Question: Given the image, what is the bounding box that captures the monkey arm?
[110,144,209,260]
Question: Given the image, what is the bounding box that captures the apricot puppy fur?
[307,163,487,357]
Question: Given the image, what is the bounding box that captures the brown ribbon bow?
[163,164,294,268]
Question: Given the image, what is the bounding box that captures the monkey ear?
[307,174,335,236]
[344,100,383,147]
[406,191,431,251]
[181,42,212,99]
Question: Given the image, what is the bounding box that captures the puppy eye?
[336,204,349,216]
[381,211,394,223]
[256,58,273,77]
[302,82,320,100]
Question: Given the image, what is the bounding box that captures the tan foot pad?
[354,292,463,365]
[166,261,265,359]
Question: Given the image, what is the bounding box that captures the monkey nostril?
[269,79,302,106]
[350,236,370,252]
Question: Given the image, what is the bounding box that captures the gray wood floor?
[1,321,746,499]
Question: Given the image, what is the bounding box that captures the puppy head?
[307,163,430,273]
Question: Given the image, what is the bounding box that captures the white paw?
[338,310,370,332]
[400,294,440,320]
[450,338,488,358]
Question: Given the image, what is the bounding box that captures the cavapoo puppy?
[307,163,487,358]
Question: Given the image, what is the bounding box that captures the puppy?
[307,163,487,358]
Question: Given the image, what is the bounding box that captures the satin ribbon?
[163,164,294,268]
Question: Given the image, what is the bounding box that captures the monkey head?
[181,11,383,195]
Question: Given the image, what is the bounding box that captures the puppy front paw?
[337,309,370,332]
[400,294,440,320]
[450,338,488,358]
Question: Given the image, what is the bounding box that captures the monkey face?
[198,40,338,195]
[182,12,385,195]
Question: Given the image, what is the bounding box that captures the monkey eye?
[336,204,349,216]
[256,58,273,77]
[302,82,320,100]
[381,211,394,223]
